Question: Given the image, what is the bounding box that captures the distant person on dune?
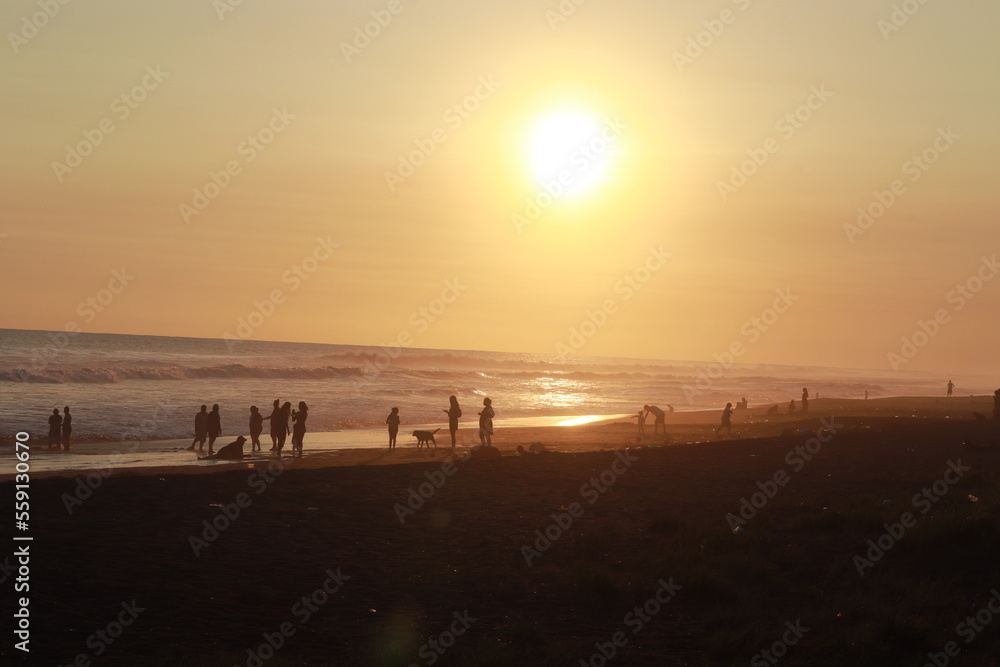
[947,380,954,397]
[801,388,809,414]
[249,406,263,452]
[291,401,308,457]
[61,406,72,450]
[207,404,222,455]
[188,405,208,451]
[386,407,400,450]
[478,397,495,446]
[717,402,733,436]
[643,404,666,435]
[275,402,292,456]
[47,408,62,449]
[443,395,462,448]
[631,410,646,436]
[264,399,281,452]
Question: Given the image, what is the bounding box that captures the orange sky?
[2,0,998,376]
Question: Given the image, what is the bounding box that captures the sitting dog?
[412,428,440,451]
[199,436,247,461]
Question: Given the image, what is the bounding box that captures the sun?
[525,108,620,200]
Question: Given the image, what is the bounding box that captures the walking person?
[478,397,495,447]
[187,405,208,451]
[947,380,954,397]
[443,395,461,448]
[291,402,308,458]
[386,407,400,450]
[47,408,62,449]
[717,402,734,436]
[249,406,264,452]
[61,406,73,451]
[207,404,222,455]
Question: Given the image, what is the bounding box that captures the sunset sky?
[2,0,998,375]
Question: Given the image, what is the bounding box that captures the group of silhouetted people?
[187,400,308,458]
[386,395,495,450]
[46,406,72,450]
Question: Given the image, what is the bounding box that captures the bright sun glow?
[526,109,619,199]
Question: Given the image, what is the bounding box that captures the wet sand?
[4,395,1000,665]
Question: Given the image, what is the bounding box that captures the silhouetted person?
[643,404,666,434]
[61,406,72,450]
[443,395,462,448]
[947,380,954,397]
[207,404,222,455]
[479,397,495,447]
[291,401,308,458]
[994,389,1000,420]
[188,405,208,451]
[47,408,62,449]
[632,410,646,436]
[275,402,291,456]
[668,404,675,413]
[788,400,796,414]
[717,402,733,435]
[737,397,748,409]
[386,407,400,450]
[801,388,809,414]
[264,399,281,452]
[249,406,263,452]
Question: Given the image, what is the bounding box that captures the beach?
[6,395,1000,665]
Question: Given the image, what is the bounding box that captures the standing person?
[249,406,264,452]
[61,406,73,451]
[643,404,666,435]
[188,405,208,451]
[947,380,954,397]
[801,388,809,414]
[264,399,281,452]
[386,407,400,450]
[47,408,62,449]
[717,402,734,436]
[207,404,222,455]
[478,397,495,447]
[275,401,292,456]
[631,410,646,437]
[443,396,461,448]
[291,401,308,458]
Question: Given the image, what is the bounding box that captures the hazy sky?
[2,0,998,376]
